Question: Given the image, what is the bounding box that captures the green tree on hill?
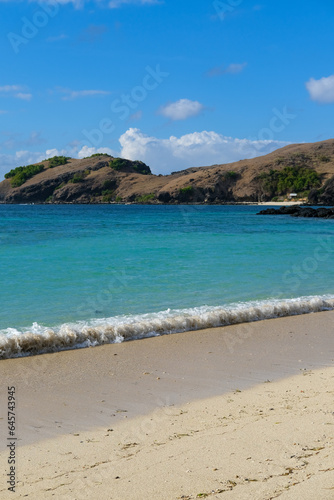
[258,166,321,198]
[5,163,45,187]
[48,156,70,168]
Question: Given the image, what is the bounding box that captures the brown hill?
[1,139,334,204]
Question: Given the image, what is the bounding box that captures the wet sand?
[0,311,333,498]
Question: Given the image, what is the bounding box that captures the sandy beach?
[256,201,306,206]
[0,311,333,499]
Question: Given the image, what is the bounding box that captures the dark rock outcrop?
[257,206,334,219]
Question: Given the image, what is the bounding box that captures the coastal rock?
[258,206,334,219]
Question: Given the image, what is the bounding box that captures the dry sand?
[0,311,333,499]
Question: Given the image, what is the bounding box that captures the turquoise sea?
[1,204,334,358]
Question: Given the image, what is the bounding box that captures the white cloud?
[44,148,69,157]
[0,85,32,100]
[1,131,46,149]
[306,75,334,104]
[129,110,143,121]
[206,62,247,77]
[78,24,108,42]
[60,89,111,100]
[108,0,162,7]
[0,148,73,180]
[117,128,288,175]
[159,99,204,121]
[78,145,118,158]
[0,0,162,7]
[225,63,247,74]
[7,0,85,6]
[0,129,288,181]
[0,151,45,179]
[15,92,32,101]
[46,34,69,43]
[0,85,23,92]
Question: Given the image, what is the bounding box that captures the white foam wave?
[1,295,334,359]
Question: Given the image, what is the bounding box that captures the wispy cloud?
[306,75,334,104]
[78,24,108,43]
[4,0,163,8]
[46,34,69,43]
[1,131,47,150]
[0,85,32,100]
[108,0,162,8]
[58,88,111,100]
[159,98,204,121]
[16,92,32,101]
[0,85,23,92]
[206,62,247,78]
[129,110,143,121]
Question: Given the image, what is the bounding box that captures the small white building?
[288,193,297,200]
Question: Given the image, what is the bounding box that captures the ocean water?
[1,204,334,358]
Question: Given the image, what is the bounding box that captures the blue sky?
[1,0,334,178]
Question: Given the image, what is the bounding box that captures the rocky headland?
[1,139,334,204]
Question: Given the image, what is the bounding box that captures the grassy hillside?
[1,140,334,204]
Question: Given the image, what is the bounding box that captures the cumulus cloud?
[159,99,204,121]
[117,128,288,175]
[1,128,289,180]
[77,145,118,158]
[0,151,46,180]
[306,75,334,104]
[0,147,75,180]
[45,148,71,157]
[0,145,117,179]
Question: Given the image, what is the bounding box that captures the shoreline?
[0,310,333,444]
[0,311,333,498]
[2,295,334,359]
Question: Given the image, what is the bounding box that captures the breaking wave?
[1,295,334,359]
